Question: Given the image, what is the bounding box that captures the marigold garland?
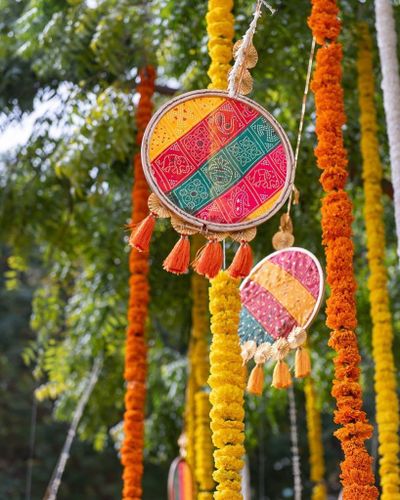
[191,256,215,499]
[308,2,378,498]
[121,66,156,500]
[304,378,327,500]
[208,271,245,500]
[357,24,400,499]
[206,0,234,89]
[185,338,197,474]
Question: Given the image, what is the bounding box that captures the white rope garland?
[44,357,102,500]
[375,0,400,262]
[288,385,302,500]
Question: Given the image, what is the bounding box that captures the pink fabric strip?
[151,99,258,192]
[268,251,320,299]
[194,143,286,223]
[241,279,298,339]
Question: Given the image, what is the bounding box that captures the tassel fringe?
[247,363,264,395]
[129,213,156,252]
[295,347,311,378]
[228,241,253,278]
[193,240,223,279]
[163,235,190,275]
[272,360,292,389]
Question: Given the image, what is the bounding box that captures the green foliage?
[1,0,400,498]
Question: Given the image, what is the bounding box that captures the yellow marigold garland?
[185,338,198,473]
[208,271,245,500]
[206,0,234,89]
[185,237,215,499]
[191,257,215,499]
[357,23,400,499]
[304,378,327,500]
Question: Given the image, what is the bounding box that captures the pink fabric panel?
[241,280,298,339]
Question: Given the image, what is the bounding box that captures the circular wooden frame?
[240,247,325,334]
[142,89,295,232]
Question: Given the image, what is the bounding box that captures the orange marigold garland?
[308,2,378,498]
[121,66,156,500]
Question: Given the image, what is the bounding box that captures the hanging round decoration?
[238,247,324,392]
[141,89,294,232]
[167,457,194,500]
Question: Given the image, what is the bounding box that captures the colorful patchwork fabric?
[148,94,289,225]
[239,249,323,345]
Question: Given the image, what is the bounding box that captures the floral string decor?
[304,378,327,500]
[121,66,156,500]
[206,0,234,90]
[208,271,245,500]
[190,253,215,500]
[308,0,378,497]
[357,23,400,499]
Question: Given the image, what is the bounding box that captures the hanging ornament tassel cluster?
[357,23,400,499]
[238,243,324,396]
[374,0,400,262]
[208,272,246,500]
[122,66,156,500]
[128,0,295,281]
[308,1,378,497]
[304,379,327,500]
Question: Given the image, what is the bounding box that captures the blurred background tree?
[0,0,399,498]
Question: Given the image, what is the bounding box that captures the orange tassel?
[228,241,253,279]
[129,213,156,252]
[193,240,223,279]
[163,235,190,275]
[247,363,264,396]
[295,347,311,378]
[271,360,292,389]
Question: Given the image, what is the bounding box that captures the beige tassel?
[295,347,311,378]
[272,360,292,389]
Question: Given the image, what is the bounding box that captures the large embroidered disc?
[142,90,294,232]
[239,247,324,346]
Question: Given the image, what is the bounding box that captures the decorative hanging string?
[356,23,400,499]
[308,1,378,498]
[228,0,275,97]
[121,66,156,500]
[286,37,316,216]
[374,0,400,263]
[288,386,302,500]
[304,378,327,500]
[44,357,102,500]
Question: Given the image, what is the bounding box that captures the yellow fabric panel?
[244,190,282,221]
[251,260,316,325]
[149,96,226,161]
